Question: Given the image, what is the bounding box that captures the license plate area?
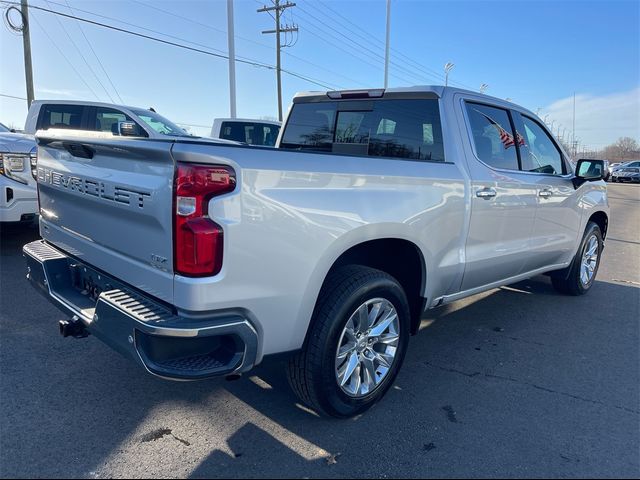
[70,263,116,301]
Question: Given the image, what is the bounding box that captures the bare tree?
[602,136,640,161]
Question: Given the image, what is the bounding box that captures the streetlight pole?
[227,0,236,118]
[384,0,391,89]
[444,62,454,86]
[480,83,488,94]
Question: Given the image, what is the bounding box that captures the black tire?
[287,265,410,418]
[551,222,603,295]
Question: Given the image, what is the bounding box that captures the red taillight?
[174,163,236,276]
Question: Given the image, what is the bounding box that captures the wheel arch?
[588,210,608,239]
[302,237,427,344]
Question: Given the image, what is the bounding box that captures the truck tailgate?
[35,134,176,304]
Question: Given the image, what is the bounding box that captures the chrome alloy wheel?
[335,298,400,398]
[580,234,599,286]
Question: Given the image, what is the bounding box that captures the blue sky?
[1,0,638,149]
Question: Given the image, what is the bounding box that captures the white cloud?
[35,88,83,97]
[543,88,640,149]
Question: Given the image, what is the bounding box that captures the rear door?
[460,100,538,291]
[36,134,176,303]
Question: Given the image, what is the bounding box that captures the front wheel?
[287,265,410,418]
[551,221,603,295]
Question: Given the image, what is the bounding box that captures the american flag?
[474,109,525,149]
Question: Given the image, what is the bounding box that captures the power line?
[33,0,343,89]
[298,20,397,79]
[62,0,123,103]
[295,4,436,86]
[302,0,476,90]
[294,10,418,86]
[3,1,337,90]
[132,0,359,87]
[30,11,101,100]
[312,0,445,82]
[0,93,28,100]
[41,0,114,102]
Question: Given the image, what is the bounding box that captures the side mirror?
[117,121,144,137]
[573,159,605,188]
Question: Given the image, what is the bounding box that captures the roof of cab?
[292,85,536,118]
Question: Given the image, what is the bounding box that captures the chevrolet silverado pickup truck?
[24,86,609,417]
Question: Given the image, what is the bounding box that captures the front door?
[511,112,582,271]
[460,100,538,291]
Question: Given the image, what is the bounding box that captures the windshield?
[130,109,192,137]
[0,122,10,133]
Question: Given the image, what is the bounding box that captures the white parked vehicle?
[25,100,197,139]
[0,122,37,223]
[210,118,281,146]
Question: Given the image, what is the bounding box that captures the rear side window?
[281,99,445,161]
[466,103,519,170]
[220,122,281,146]
[39,104,83,130]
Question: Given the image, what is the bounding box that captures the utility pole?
[227,0,236,118]
[21,0,35,108]
[384,0,391,88]
[258,1,298,121]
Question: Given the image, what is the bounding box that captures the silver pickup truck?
[24,86,609,417]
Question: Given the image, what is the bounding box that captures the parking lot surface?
[1,183,638,479]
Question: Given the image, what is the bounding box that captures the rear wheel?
[287,265,410,418]
[551,221,603,295]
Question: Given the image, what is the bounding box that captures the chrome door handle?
[539,189,553,198]
[476,187,497,199]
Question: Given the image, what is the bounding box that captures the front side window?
[93,107,135,134]
[516,115,564,175]
[466,102,519,170]
[39,104,83,130]
[281,99,445,161]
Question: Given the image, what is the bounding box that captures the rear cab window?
[280,98,445,162]
[220,122,281,146]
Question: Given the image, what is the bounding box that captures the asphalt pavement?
[1,183,638,479]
